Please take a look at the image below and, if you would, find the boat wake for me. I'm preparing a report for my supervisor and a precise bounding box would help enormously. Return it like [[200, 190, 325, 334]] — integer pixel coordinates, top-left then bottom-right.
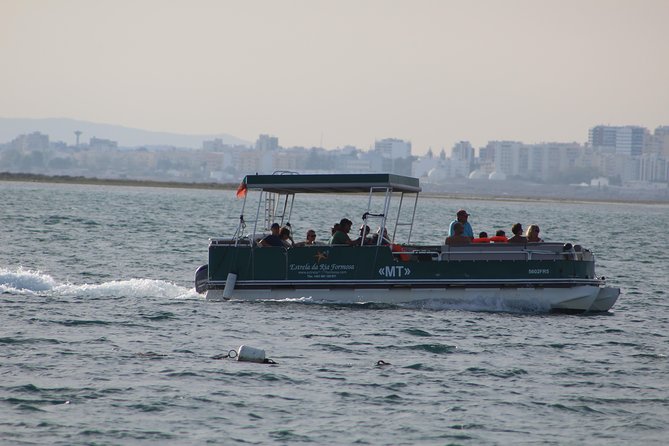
[[405, 297, 552, 314], [229, 295, 551, 314], [0, 266, 57, 293], [0, 266, 200, 300]]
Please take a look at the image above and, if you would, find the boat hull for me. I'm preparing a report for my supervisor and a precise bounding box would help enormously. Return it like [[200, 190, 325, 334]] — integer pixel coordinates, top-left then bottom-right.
[[199, 243, 618, 313], [205, 282, 616, 313]]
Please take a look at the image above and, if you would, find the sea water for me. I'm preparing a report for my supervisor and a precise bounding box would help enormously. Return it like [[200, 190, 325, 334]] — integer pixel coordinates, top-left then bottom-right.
[[1, 181, 668, 445]]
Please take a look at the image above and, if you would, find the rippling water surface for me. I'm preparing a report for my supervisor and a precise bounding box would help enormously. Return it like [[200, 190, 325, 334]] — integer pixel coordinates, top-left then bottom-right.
[[1, 181, 668, 445]]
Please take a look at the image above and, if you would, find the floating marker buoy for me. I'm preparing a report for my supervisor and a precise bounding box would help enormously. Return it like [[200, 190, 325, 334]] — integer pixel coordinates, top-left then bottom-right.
[[237, 345, 266, 363]]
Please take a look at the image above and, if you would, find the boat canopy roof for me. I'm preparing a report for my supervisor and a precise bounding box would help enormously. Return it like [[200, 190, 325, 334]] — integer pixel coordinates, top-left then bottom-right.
[[242, 173, 421, 194]]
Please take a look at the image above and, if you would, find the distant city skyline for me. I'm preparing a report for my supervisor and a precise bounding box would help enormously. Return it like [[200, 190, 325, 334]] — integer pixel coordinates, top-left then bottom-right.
[[3, 117, 667, 155], [1, 0, 668, 154], [3, 121, 669, 203]]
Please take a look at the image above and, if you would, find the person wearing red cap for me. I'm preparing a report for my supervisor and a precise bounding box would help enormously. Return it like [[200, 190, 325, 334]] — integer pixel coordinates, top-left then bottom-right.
[[448, 209, 474, 240]]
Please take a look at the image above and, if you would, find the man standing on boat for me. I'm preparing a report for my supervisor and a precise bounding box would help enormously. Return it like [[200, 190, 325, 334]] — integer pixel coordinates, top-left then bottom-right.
[[448, 209, 474, 240]]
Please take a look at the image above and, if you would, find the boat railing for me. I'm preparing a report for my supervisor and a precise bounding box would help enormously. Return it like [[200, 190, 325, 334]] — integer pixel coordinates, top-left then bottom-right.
[[210, 237, 253, 246], [209, 238, 592, 261], [438, 243, 587, 261]]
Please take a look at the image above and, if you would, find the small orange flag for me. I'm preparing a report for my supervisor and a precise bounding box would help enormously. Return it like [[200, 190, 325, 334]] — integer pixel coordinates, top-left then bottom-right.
[[235, 180, 247, 199]]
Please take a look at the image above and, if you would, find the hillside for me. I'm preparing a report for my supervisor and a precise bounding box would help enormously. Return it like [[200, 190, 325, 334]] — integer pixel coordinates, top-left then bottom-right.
[[0, 117, 250, 148]]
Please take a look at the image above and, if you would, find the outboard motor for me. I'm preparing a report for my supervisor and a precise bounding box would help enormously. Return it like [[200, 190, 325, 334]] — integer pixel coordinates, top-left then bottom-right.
[[195, 264, 208, 294]]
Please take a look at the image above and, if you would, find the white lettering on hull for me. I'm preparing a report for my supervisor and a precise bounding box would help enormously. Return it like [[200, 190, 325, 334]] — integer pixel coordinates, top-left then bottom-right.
[[378, 266, 412, 278], [289, 262, 356, 279]]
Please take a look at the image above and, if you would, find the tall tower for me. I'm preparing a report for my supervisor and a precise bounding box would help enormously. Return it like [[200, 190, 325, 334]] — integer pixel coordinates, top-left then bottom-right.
[[74, 130, 82, 147]]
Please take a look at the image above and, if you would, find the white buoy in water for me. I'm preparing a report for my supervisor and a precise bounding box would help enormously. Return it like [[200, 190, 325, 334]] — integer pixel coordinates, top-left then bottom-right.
[[222, 273, 237, 298], [237, 345, 266, 363]]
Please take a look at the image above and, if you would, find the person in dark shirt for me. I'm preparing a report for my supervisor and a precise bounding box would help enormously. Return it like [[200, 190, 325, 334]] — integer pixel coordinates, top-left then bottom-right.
[[493, 229, 509, 242], [359, 225, 374, 245], [279, 226, 293, 247], [259, 223, 284, 247], [508, 223, 528, 243]]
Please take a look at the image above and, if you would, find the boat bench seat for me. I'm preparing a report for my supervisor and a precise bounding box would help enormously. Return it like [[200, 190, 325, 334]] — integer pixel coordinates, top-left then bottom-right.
[[441, 244, 528, 260], [439, 242, 577, 261]]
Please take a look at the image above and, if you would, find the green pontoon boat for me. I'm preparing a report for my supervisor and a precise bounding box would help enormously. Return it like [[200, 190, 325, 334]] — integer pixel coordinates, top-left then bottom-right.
[[195, 172, 619, 312]]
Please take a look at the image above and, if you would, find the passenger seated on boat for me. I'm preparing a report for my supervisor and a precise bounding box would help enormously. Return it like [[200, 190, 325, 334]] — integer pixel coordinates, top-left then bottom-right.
[[371, 227, 391, 245], [331, 223, 340, 235], [473, 231, 492, 243], [493, 229, 508, 242], [445, 222, 471, 246], [259, 223, 284, 247], [329, 218, 357, 245], [474, 230, 508, 243], [294, 229, 322, 247], [279, 226, 294, 247], [359, 225, 375, 245], [526, 224, 543, 242], [508, 223, 528, 243]]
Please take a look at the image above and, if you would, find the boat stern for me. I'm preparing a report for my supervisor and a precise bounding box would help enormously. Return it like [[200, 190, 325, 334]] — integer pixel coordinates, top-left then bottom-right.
[[588, 287, 621, 312]]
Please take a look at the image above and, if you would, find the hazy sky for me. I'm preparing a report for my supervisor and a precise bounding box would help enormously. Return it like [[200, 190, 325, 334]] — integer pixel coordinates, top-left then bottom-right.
[[2, 0, 668, 154]]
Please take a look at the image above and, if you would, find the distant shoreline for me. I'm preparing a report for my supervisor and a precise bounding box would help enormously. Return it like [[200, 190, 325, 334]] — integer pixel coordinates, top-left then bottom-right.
[[0, 172, 235, 191], [1, 171, 667, 206]]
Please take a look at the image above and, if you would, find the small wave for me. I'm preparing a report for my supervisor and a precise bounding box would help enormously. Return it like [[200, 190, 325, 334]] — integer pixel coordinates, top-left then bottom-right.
[[405, 343, 457, 354], [0, 337, 62, 345], [402, 328, 433, 337], [4, 396, 71, 408], [140, 311, 176, 321], [631, 352, 667, 359], [56, 319, 112, 327], [9, 403, 47, 412], [134, 352, 169, 358], [549, 403, 604, 414], [405, 363, 436, 371], [165, 371, 200, 378], [269, 430, 312, 443], [9, 384, 42, 393], [312, 343, 354, 353], [462, 367, 528, 378]]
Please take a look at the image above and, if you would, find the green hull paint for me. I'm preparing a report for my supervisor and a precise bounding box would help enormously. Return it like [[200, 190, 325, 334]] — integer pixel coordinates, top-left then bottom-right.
[[208, 245, 596, 285]]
